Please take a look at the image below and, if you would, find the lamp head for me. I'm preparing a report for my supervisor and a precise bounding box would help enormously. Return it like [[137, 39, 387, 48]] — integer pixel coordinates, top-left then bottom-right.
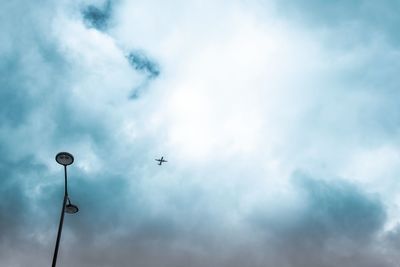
[[55, 152, 74, 166], [65, 203, 79, 214]]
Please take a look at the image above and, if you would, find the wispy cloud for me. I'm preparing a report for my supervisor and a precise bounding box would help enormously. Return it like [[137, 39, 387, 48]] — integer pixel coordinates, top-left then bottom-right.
[[126, 51, 160, 98], [126, 51, 160, 79]]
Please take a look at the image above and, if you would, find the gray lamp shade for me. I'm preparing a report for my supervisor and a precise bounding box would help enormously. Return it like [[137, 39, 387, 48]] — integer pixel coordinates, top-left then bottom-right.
[[55, 152, 74, 166], [65, 203, 79, 214]]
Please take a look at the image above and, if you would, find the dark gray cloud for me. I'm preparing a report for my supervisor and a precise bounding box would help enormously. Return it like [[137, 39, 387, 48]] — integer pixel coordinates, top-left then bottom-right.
[[0, 144, 55, 266], [0, 151, 35, 240], [291, 173, 385, 244], [249, 172, 388, 267], [33, 171, 391, 267], [82, 1, 113, 31], [294, 173, 385, 241]]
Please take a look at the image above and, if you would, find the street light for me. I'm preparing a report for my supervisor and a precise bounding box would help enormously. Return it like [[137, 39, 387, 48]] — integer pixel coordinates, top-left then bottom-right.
[[65, 198, 79, 214], [52, 152, 79, 267]]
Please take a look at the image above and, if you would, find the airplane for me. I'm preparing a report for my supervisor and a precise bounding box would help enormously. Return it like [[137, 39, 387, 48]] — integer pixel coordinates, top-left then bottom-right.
[[155, 156, 167, 165]]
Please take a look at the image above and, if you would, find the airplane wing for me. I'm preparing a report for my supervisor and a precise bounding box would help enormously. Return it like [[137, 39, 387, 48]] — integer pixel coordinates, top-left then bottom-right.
[[155, 157, 167, 165]]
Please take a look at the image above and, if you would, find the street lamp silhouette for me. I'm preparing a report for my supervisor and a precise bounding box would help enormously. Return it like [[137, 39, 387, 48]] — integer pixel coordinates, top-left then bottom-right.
[[52, 152, 79, 267]]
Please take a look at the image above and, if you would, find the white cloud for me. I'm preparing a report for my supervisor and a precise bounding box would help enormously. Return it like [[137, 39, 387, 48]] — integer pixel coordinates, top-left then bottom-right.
[[2, 0, 400, 266]]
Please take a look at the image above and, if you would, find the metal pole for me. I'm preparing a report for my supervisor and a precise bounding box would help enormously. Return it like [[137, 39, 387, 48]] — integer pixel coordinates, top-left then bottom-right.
[[51, 166, 68, 267], [64, 165, 68, 196]]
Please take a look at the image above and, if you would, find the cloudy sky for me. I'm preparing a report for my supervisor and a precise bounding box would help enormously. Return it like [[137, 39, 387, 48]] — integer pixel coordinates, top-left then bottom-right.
[[2, 0, 400, 266]]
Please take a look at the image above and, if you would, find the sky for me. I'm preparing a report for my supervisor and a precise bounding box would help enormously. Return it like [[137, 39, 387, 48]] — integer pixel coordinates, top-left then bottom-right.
[[1, 0, 400, 266]]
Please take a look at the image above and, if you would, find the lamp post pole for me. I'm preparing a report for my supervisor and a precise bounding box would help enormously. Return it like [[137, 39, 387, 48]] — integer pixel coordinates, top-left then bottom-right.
[[52, 152, 79, 267]]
